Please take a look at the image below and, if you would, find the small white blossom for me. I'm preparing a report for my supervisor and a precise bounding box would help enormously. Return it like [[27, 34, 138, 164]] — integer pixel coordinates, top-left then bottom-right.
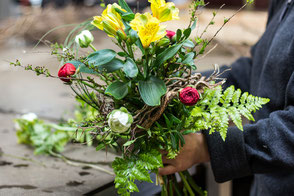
[[108, 108, 133, 133], [21, 113, 38, 122], [75, 30, 94, 48]]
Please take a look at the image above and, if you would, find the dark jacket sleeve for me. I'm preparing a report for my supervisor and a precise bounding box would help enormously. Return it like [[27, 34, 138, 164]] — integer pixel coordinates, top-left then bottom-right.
[[204, 72, 294, 183]]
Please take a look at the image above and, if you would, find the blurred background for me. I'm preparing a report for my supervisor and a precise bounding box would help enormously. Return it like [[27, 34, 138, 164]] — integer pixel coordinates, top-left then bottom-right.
[[0, 0, 268, 195]]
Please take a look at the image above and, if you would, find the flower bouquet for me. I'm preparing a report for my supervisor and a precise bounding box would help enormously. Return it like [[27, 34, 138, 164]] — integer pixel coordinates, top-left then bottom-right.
[[12, 0, 268, 195]]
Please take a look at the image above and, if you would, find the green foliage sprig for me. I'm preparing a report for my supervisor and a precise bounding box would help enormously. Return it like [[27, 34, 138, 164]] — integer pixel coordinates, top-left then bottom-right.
[[185, 86, 270, 140]]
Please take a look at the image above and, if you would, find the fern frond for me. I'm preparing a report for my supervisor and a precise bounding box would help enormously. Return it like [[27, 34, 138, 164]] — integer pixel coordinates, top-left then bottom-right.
[[228, 107, 243, 131], [221, 86, 235, 106], [186, 85, 269, 141], [232, 88, 241, 106], [112, 150, 163, 195]]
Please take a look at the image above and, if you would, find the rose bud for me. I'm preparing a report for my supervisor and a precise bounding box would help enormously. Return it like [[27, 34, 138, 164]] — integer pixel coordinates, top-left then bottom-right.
[[108, 107, 133, 133], [58, 63, 76, 83], [179, 87, 200, 106], [75, 30, 94, 48], [166, 30, 176, 40]]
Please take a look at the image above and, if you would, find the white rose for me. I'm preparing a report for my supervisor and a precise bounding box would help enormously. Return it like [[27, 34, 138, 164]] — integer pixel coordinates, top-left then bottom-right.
[[108, 108, 133, 133], [75, 30, 94, 48]]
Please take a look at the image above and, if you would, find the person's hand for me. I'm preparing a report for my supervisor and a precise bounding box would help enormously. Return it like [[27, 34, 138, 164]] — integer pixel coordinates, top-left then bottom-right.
[[158, 133, 210, 176]]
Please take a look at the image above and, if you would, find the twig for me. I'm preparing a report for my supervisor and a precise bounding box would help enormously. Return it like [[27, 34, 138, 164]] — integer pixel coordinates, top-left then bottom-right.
[[50, 151, 115, 176], [195, 44, 218, 62], [1, 153, 47, 167], [206, 3, 248, 46]]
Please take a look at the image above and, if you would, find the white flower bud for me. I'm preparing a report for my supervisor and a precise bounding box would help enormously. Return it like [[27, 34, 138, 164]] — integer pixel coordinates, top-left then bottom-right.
[[108, 108, 133, 133], [75, 30, 94, 48], [21, 113, 38, 122]]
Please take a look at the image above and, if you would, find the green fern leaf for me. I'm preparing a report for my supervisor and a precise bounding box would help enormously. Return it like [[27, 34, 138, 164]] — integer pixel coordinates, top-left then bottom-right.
[[240, 92, 248, 104], [210, 86, 222, 106], [221, 86, 235, 106], [232, 88, 241, 106], [238, 105, 255, 121], [228, 107, 243, 131]]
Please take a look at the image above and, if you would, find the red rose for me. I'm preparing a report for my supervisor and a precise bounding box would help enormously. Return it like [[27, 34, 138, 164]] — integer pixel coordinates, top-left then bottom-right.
[[179, 87, 200, 106], [166, 30, 176, 40], [58, 63, 76, 82]]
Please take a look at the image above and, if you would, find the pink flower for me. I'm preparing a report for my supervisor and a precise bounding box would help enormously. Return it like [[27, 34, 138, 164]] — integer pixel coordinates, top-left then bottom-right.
[[166, 30, 176, 40], [179, 87, 200, 106], [58, 63, 76, 82]]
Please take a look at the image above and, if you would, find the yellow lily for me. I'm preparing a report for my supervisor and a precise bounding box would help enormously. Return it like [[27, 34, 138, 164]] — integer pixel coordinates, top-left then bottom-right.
[[92, 3, 126, 37], [130, 12, 166, 48], [148, 0, 179, 22]]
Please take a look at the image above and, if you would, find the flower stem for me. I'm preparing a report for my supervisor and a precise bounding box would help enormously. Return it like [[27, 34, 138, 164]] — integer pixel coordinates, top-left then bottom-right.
[[81, 81, 103, 93], [89, 43, 97, 51], [183, 170, 206, 196], [126, 42, 134, 59], [179, 171, 195, 196], [161, 176, 168, 196]]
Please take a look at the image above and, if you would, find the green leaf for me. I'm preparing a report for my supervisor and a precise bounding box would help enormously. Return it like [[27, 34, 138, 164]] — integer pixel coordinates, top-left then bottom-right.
[[67, 60, 95, 74], [183, 28, 192, 38], [118, 0, 133, 13], [105, 81, 129, 100], [232, 88, 242, 106], [87, 49, 116, 67], [96, 143, 105, 151], [191, 20, 197, 30], [170, 133, 177, 150], [247, 0, 254, 4], [240, 92, 248, 104], [123, 58, 138, 78], [154, 44, 183, 66], [163, 114, 172, 129], [176, 29, 182, 42], [138, 76, 167, 106], [122, 12, 135, 21], [222, 86, 235, 105], [228, 107, 243, 131], [182, 52, 195, 67], [182, 130, 197, 135], [123, 139, 136, 147], [183, 39, 195, 48], [118, 52, 128, 57], [98, 58, 124, 73], [129, 29, 138, 43]]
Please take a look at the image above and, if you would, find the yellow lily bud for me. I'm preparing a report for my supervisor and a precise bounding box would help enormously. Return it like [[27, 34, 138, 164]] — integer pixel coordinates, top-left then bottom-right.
[[130, 12, 166, 48], [91, 3, 126, 37], [148, 0, 179, 22]]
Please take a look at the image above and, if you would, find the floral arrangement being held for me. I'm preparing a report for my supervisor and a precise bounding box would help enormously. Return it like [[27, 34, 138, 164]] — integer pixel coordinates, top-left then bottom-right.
[[12, 0, 266, 195]]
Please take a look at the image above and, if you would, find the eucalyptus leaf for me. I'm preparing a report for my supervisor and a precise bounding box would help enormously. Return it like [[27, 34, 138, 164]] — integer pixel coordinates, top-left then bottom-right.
[[138, 76, 166, 106], [154, 44, 182, 66], [123, 58, 138, 78], [105, 81, 130, 100], [87, 49, 116, 67]]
